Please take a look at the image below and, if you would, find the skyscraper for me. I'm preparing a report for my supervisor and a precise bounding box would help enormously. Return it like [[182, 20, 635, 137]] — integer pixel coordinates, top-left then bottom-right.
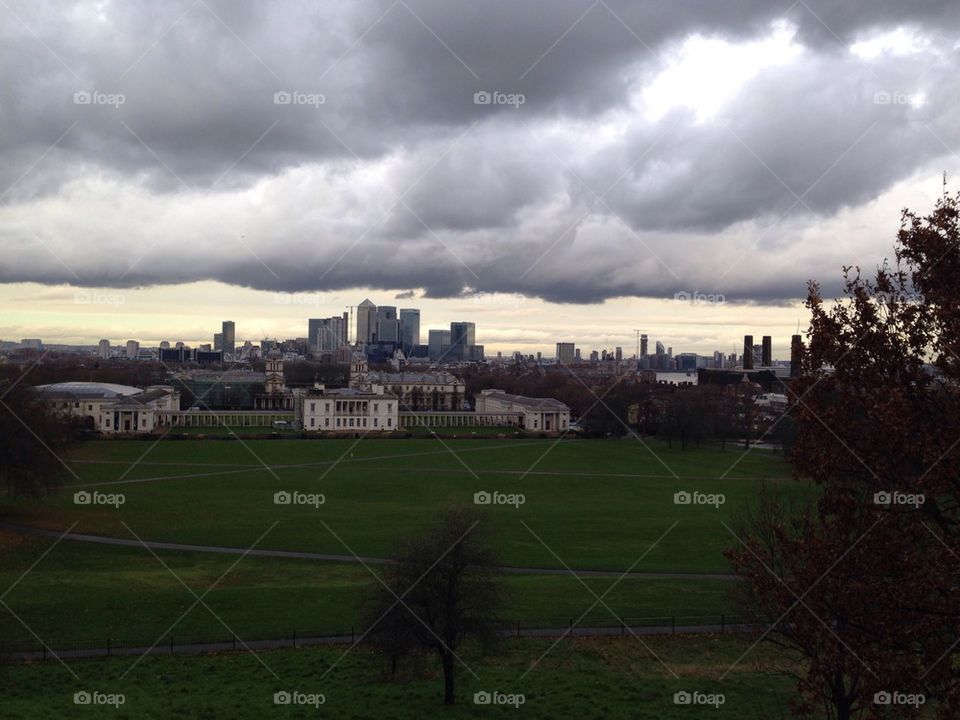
[[98, 339, 110, 359], [221, 320, 236, 354], [356, 299, 377, 344], [376, 306, 399, 344], [428, 329, 452, 361], [399, 308, 420, 353], [309, 316, 348, 353], [449, 321, 476, 361], [556, 342, 576, 364], [640, 334, 648, 358], [126, 340, 139, 359]]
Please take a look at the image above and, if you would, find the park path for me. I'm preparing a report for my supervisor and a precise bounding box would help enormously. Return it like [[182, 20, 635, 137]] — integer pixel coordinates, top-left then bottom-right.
[[0, 521, 740, 581], [3, 621, 757, 663]]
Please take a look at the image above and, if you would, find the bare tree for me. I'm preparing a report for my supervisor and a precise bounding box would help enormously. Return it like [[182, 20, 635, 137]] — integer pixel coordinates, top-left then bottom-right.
[[363, 506, 507, 705]]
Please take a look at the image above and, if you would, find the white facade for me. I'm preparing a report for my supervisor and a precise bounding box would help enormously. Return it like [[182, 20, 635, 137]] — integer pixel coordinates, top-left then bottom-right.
[[475, 390, 570, 432], [302, 385, 398, 432]]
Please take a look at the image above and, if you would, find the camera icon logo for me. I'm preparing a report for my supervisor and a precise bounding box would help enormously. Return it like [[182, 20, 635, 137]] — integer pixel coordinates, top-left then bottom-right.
[[873, 91, 891, 105], [874, 691, 892, 705], [274, 491, 291, 505], [73, 91, 92, 105], [273, 691, 291, 705], [74, 490, 92, 505], [473, 691, 492, 705], [673, 491, 691, 505], [473, 491, 492, 505], [673, 691, 692, 705], [673, 290, 691, 302], [873, 491, 892, 505], [473, 91, 492, 105], [74, 691, 92, 705], [274, 91, 292, 105]]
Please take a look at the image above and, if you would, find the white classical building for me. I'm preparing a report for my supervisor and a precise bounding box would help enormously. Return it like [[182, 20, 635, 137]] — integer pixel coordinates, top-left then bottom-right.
[[348, 353, 465, 410], [301, 384, 398, 432], [475, 390, 570, 432], [34, 381, 180, 433]]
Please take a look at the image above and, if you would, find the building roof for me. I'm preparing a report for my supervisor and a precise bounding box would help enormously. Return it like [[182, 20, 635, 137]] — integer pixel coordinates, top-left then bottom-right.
[[358, 370, 463, 385], [480, 390, 570, 411], [33, 381, 143, 399]]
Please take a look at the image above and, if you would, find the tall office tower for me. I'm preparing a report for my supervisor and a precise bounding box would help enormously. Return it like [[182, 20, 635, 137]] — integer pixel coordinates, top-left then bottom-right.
[[221, 321, 236, 354], [98, 339, 110, 359], [125, 340, 139, 359], [315, 316, 347, 353], [615, 346, 623, 361], [761, 335, 772, 366], [375, 306, 399, 344], [655, 340, 665, 355], [399, 309, 420, 353], [428, 329, 452, 361], [356, 299, 377, 344], [575, 348, 581, 360], [159, 340, 170, 349], [790, 334, 804, 377], [640, 334, 648, 358], [555, 342, 576, 364], [308, 318, 323, 351], [713, 351, 724, 368], [449, 321, 476, 361], [214, 333, 223, 351], [743, 335, 754, 370]]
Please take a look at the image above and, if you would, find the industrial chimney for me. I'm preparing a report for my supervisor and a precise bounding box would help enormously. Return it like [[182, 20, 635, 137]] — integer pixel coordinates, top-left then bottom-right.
[[761, 336, 772, 367], [790, 335, 804, 377], [743, 335, 754, 370]]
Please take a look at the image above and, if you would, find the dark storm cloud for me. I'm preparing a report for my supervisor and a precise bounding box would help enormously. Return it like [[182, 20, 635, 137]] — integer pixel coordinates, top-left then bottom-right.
[[1, 0, 958, 303]]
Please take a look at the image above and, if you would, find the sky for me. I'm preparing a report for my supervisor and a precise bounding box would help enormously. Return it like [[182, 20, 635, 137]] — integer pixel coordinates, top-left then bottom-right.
[[1, 1, 958, 357]]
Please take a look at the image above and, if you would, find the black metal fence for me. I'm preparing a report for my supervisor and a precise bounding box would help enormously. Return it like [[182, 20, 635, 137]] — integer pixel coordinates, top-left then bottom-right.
[[0, 614, 758, 663]]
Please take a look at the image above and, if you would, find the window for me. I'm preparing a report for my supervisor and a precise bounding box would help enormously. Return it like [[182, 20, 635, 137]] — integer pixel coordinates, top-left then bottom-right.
[[74, 402, 80, 408], [349, 418, 355, 427], [310, 418, 315, 427], [387, 418, 392, 427], [324, 418, 329, 427], [374, 403, 379, 412], [387, 403, 393, 411], [336, 418, 341, 427], [310, 403, 315, 412], [325, 403, 330, 412], [88, 404, 93, 411], [374, 418, 378, 427], [362, 418, 367, 427]]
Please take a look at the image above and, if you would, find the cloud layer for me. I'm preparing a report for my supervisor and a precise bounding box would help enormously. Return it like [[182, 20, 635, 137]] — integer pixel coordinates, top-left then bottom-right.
[[1, 0, 958, 303]]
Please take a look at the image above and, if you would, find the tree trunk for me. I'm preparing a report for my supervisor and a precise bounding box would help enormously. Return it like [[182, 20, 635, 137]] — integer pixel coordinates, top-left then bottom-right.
[[442, 651, 455, 704]]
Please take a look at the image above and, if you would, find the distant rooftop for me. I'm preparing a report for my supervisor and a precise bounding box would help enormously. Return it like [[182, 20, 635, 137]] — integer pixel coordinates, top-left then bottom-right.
[[33, 381, 142, 399], [480, 389, 569, 411]]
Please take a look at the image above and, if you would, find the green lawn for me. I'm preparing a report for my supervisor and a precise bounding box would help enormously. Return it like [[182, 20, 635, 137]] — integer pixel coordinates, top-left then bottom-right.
[[1, 635, 800, 719], [0, 537, 738, 649], [1, 439, 806, 574]]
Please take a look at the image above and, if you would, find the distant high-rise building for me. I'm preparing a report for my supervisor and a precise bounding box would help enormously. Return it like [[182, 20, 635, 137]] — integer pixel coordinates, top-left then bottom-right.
[[556, 342, 576, 364], [400, 309, 420, 353], [761, 336, 772, 366], [98, 339, 110, 359], [791, 334, 804, 377], [655, 340, 665, 355], [214, 333, 223, 351], [159, 340, 170, 349], [615, 346, 623, 361], [575, 348, 581, 360], [221, 321, 236, 354], [640, 334, 648, 358], [589, 350, 599, 362], [376, 306, 400, 344], [20, 338, 42, 350], [356, 299, 377, 344], [743, 335, 754, 370], [309, 316, 348, 353], [125, 340, 139, 360], [428, 329, 452, 361], [449, 321, 476, 361]]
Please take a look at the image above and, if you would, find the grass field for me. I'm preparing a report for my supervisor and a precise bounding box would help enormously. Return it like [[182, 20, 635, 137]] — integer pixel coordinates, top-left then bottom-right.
[[1, 635, 799, 719], [1, 438, 806, 573], [0, 535, 738, 648]]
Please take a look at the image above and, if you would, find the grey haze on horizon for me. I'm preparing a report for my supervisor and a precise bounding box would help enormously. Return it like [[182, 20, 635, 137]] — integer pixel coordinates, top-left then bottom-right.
[[1, 0, 958, 306]]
